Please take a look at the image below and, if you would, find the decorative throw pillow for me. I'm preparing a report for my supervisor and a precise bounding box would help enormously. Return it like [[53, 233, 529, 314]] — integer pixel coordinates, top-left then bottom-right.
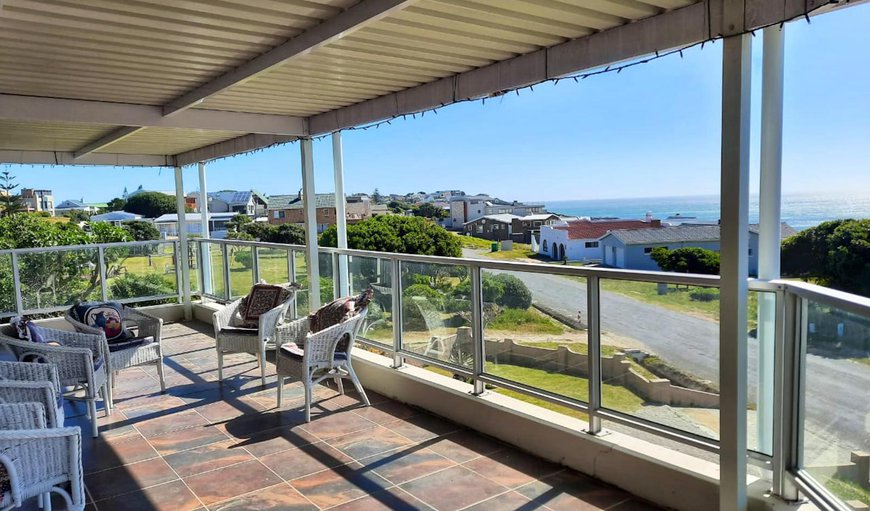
[[9, 316, 45, 343], [308, 297, 355, 333], [237, 283, 296, 328], [70, 302, 128, 341]]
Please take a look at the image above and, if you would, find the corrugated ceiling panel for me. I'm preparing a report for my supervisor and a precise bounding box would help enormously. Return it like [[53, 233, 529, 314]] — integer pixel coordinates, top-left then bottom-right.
[[0, 0, 358, 105], [97, 127, 245, 156], [199, 0, 696, 117], [0, 120, 115, 152]]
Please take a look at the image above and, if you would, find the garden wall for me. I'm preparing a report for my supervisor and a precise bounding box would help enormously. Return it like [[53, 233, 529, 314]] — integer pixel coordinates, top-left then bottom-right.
[[485, 338, 719, 408]]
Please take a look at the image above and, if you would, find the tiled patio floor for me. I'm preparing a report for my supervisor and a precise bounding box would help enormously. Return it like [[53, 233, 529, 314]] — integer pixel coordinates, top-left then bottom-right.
[[39, 321, 662, 510]]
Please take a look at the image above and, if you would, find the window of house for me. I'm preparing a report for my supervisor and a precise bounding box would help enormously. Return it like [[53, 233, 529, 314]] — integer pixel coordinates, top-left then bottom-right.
[[585, 241, 599, 248], [476, 225, 483, 233], [543, 240, 548, 251], [644, 247, 653, 254], [748, 248, 753, 256]]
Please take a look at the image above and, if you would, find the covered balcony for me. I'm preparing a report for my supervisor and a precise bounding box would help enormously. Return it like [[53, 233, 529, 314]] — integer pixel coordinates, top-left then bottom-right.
[[1, 2, 868, 510]]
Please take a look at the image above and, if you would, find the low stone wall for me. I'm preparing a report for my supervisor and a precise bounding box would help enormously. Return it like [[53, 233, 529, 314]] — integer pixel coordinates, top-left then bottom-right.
[[486, 338, 719, 408]]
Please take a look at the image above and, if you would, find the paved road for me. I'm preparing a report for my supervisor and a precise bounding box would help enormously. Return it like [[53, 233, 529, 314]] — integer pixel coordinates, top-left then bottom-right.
[[464, 249, 870, 462]]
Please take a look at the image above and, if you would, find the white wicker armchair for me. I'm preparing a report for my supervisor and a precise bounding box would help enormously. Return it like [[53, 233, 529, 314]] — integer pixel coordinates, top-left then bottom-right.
[[0, 361, 64, 428], [65, 305, 165, 408], [0, 403, 85, 511], [213, 291, 297, 387], [0, 324, 109, 438], [276, 308, 370, 422]]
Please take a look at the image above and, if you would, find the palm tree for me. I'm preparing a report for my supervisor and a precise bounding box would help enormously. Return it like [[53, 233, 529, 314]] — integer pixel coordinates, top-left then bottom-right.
[[0, 171, 25, 217]]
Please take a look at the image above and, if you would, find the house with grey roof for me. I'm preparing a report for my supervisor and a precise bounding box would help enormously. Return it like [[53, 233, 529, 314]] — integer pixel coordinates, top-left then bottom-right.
[[89, 211, 142, 226], [267, 192, 337, 233], [599, 223, 797, 275]]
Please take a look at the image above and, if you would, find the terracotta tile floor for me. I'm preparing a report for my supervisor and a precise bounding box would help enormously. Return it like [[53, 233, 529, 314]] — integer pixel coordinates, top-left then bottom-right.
[[26, 321, 664, 510]]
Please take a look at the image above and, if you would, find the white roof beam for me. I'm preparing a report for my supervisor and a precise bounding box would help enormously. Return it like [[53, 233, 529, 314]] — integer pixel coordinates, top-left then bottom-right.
[[174, 133, 297, 167], [0, 94, 306, 135], [308, 0, 837, 135], [74, 126, 142, 159], [162, 0, 417, 117], [0, 150, 174, 167]]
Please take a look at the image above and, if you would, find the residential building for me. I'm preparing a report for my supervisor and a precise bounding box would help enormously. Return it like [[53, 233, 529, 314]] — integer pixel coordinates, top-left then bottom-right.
[[189, 190, 258, 216], [89, 211, 142, 226], [267, 193, 336, 232], [463, 214, 518, 241], [153, 212, 237, 239], [54, 199, 99, 215], [598, 223, 797, 275], [539, 218, 660, 262], [448, 194, 547, 229], [20, 188, 54, 215], [510, 213, 561, 243]]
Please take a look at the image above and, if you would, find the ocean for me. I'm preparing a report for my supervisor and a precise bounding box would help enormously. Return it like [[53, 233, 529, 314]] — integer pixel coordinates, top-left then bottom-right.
[[544, 193, 870, 231]]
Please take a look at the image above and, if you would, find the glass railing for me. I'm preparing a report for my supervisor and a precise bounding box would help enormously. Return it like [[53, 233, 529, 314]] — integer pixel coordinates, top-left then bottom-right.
[[192, 238, 870, 510], [0, 240, 182, 317]]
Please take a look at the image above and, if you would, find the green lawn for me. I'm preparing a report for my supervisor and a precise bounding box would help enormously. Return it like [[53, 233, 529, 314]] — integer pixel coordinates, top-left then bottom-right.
[[824, 476, 870, 506], [488, 308, 564, 334], [483, 244, 536, 261], [599, 279, 759, 327], [454, 233, 492, 250]]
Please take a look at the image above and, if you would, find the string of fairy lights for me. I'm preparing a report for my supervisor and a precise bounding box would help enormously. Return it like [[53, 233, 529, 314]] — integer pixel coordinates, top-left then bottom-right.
[[304, 0, 843, 141]]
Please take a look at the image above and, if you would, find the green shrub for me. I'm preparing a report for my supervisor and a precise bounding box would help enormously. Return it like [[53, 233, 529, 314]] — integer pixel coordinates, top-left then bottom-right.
[[233, 249, 253, 269], [110, 273, 174, 300], [493, 274, 532, 309], [689, 289, 719, 302]]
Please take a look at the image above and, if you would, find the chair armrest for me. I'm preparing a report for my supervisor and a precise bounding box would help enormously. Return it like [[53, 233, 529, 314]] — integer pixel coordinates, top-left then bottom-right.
[[214, 299, 243, 333], [0, 403, 47, 430], [0, 361, 61, 394], [124, 308, 163, 342], [258, 302, 288, 342], [276, 316, 309, 347], [0, 337, 96, 385]]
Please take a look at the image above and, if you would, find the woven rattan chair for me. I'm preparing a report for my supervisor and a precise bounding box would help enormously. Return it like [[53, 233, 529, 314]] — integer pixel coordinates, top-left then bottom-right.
[[213, 289, 297, 387], [0, 361, 64, 428], [65, 305, 165, 408], [0, 403, 85, 511], [0, 324, 109, 438], [276, 308, 370, 422]]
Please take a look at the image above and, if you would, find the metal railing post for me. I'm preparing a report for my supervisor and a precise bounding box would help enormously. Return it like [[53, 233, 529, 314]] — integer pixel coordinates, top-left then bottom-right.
[[391, 258, 403, 368], [332, 252, 340, 299], [222, 242, 231, 301], [773, 288, 801, 501], [97, 246, 108, 302], [252, 246, 260, 284], [10, 252, 23, 315], [196, 240, 206, 300], [470, 265, 485, 396], [174, 241, 184, 305], [289, 249, 298, 318], [587, 275, 602, 434]]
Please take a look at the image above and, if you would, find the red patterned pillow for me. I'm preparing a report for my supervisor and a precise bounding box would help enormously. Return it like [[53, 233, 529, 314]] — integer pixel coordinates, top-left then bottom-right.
[[308, 297, 355, 333], [238, 284, 293, 328]]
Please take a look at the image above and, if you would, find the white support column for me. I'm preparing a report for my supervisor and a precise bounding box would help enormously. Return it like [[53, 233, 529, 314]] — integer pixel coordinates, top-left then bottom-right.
[[198, 162, 212, 296], [332, 132, 350, 297], [720, 29, 752, 511], [174, 166, 192, 319], [300, 138, 321, 310], [757, 24, 785, 461]]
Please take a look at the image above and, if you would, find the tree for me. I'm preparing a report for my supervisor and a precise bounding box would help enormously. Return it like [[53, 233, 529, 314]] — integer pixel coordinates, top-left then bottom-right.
[[650, 247, 720, 275], [372, 188, 382, 204], [121, 220, 160, 241], [106, 197, 126, 211], [226, 213, 252, 235], [319, 215, 461, 257], [63, 210, 91, 223], [0, 171, 25, 217], [123, 192, 176, 218], [782, 219, 870, 296], [494, 273, 533, 309], [413, 203, 448, 220]]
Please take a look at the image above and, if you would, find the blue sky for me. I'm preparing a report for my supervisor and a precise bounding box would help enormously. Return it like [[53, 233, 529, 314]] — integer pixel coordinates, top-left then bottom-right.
[[6, 4, 869, 203]]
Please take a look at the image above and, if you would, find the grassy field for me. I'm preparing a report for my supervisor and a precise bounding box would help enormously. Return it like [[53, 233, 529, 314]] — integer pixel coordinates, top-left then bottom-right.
[[483, 244, 536, 261], [488, 308, 564, 334], [599, 279, 759, 326], [825, 476, 870, 506], [454, 233, 492, 250]]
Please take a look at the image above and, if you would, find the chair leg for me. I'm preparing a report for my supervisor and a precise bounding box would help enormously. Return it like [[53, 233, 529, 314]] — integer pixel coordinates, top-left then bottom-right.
[[277, 376, 284, 408], [304, 383, 312, 423], [88, 398, 98, 438], [157, 358, 166, 393], [99, 385, 111, 417], [335, 375, 345, 395], [346, 363, 370, 406], [217, 348, 224, 382], [104, 378, 114, 413], [258, 350, 266, 387], [44, 493, 52, 511]]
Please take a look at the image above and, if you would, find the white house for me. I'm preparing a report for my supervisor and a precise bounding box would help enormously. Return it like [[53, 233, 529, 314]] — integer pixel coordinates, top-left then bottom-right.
[[89, 211, 142, 226], [538, 218, 659, 262], [54, 199, 100, 215], [153, 212, 237, 239]]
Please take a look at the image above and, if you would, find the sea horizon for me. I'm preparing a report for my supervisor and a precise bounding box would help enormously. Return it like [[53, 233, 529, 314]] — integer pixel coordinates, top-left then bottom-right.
[[542, 192, 870, 231]]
